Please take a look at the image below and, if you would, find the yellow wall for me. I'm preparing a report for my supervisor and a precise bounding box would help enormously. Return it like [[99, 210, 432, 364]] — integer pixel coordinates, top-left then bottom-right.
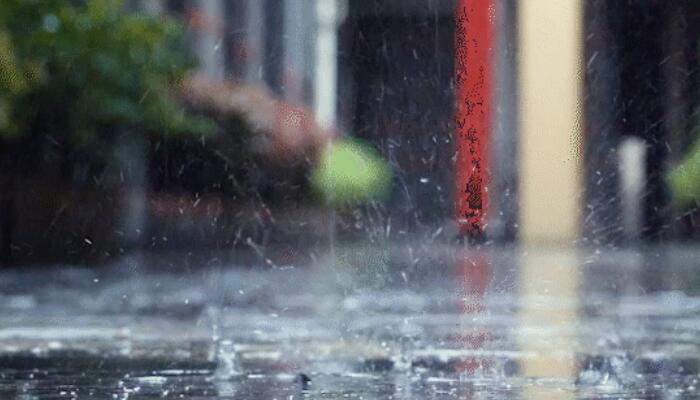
[[518, 1, 583, 243]]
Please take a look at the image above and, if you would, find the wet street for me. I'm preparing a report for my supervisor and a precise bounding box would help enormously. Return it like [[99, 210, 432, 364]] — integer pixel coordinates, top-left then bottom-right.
[[1, 245, 699, 399]]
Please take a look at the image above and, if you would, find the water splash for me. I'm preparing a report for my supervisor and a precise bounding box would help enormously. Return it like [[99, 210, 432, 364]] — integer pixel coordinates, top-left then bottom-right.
[[212, 339, 242, 380]]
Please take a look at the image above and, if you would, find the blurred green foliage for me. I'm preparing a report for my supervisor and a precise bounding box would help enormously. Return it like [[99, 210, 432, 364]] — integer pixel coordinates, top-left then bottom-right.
[[311, 138, 392, 206], [668, 134, 700, 207], [0, 0, 213, 147]]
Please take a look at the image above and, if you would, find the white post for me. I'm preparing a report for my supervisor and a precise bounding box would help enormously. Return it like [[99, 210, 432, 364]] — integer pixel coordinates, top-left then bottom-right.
[[192, 0, 225, 81], [314, 0, 345, 129], [618, 137, 646, 241], [140, 0, 163, 15], [244, 0, 266, 83], [283, 0, 305, 101], [518, 1, 584, 244], [114, 134, 147, 249]]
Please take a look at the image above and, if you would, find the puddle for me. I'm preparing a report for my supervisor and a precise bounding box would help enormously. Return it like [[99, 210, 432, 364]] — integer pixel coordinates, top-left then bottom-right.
[[0, 246, 699, 399]]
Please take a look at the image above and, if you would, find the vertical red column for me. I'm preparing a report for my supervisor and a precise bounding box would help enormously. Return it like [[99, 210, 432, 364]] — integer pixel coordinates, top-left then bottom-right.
[[455, 0, 494, 239]]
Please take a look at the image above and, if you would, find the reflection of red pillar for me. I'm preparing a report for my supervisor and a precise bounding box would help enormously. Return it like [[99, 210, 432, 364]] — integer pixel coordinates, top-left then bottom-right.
[[455, 0, 494, 238], [455, 252, 492, 374], [457, 253, 491, 313]]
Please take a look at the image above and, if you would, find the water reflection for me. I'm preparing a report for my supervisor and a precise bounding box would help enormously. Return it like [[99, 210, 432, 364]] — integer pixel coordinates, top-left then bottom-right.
[[0, 246, 699, 399], [518, 247, 579, 400], [454, 251, 493, 377]]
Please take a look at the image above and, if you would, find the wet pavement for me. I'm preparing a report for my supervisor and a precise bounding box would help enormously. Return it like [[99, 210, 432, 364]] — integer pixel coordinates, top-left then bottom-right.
[[0, 245, 699, 399]]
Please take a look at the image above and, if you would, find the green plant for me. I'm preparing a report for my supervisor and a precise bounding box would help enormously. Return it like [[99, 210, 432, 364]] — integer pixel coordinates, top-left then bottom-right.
[[0, 0, 214, 147], [668, 134, 700, 207]]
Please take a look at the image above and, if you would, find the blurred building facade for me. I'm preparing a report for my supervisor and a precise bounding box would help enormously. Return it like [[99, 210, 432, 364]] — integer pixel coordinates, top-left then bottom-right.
[[3, 0, 700, 266], [1, 0, 333, 264], [583, 0, 700, 244]]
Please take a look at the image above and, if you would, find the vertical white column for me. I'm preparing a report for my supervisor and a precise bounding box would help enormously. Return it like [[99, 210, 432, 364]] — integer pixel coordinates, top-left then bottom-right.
[[193, 0, 225, 81], [114, 134, 147, 248], [244, 0, 266, 83], [518, 1, 584, 244], [140, 0, 163, 15], [517, 3, 583, 396], [619, 137, 646, 240], [283, 0, 305, 101], [314, 0, 343, 129]]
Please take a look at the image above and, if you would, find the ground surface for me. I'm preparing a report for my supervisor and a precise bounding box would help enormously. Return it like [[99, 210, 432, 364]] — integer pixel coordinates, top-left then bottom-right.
[[0, 245, 699, 399]]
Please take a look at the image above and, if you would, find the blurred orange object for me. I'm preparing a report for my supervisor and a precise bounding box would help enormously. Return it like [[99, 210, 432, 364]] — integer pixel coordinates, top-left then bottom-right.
[[181, 77, 335, 161]]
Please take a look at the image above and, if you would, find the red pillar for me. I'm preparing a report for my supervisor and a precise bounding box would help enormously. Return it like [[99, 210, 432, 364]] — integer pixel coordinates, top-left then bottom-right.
[[455, 0, 494, 239]]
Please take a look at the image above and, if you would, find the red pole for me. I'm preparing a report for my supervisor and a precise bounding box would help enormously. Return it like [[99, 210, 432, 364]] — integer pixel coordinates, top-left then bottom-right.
[[455, 0, 494, 239]]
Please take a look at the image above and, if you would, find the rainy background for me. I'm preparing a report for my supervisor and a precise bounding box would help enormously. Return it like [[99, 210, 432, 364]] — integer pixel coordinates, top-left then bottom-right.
[[1, 0, 700, 399]]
